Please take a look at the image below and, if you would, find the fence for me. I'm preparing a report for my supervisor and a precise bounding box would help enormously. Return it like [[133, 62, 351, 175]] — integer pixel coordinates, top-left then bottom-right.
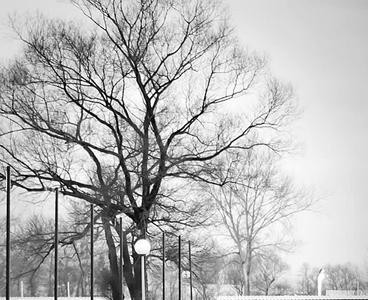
[[0, 298, 107, 300], [216, 296, 368, 300], [3, 166, 194, 300]]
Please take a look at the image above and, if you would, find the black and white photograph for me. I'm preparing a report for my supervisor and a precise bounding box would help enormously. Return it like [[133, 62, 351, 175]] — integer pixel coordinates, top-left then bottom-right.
[[0, 1, 367, 299]]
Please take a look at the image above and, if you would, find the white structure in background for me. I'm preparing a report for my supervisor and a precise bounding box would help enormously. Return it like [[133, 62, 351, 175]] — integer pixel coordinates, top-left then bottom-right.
[[317, 268, 326, 296]]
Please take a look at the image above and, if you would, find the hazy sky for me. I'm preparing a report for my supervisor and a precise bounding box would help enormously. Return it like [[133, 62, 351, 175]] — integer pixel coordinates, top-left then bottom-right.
[[224, 0, 368, 273], [1, 0, 368, 278]]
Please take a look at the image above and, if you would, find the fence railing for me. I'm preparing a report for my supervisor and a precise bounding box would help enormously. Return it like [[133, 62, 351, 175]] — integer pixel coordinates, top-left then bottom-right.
[[0, 298, 108, 300], [217, 296, 368, 300]]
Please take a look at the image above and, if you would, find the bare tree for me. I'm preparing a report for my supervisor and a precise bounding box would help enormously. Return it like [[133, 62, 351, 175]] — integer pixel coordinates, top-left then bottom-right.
[[208, 151, 311, 295], [325, 263, 364, 292], [252, 251, 289, 295], [10, 211, 97, 297], [297, 263, 368, 296], [0, 0, 297, 299], [297, 263, 318, 295], [223, 255, 245, 295]]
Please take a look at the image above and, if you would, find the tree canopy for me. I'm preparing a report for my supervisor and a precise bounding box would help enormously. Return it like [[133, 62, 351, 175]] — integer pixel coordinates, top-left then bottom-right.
[[0, 0, 297, 299]]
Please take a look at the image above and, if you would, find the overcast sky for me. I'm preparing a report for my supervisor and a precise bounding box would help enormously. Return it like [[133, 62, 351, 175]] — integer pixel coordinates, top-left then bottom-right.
[[1, 0, 368, 278], [225, 0, 368, 273]]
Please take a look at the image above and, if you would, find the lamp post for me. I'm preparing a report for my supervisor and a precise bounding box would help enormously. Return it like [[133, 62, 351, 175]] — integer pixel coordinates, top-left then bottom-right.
[[188, 241, 193, 300], [134, 238, 151, 300], [162, 232, 165, 300], [6, 166, 11, 300], [90, 204, 94, 300], [54, 189, 59, 300]]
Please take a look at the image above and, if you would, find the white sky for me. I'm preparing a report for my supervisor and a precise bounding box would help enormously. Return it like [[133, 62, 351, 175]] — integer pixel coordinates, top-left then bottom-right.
[[224, 0, 368, 275], [1, 0, 368, 280]]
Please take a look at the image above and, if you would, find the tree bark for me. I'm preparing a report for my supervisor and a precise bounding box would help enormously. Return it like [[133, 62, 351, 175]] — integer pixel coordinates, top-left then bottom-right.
[[102, 216, 122, 300], [245, 243, 253, 295], [122, 231, 141, 300], [29, 272, 37, 296]]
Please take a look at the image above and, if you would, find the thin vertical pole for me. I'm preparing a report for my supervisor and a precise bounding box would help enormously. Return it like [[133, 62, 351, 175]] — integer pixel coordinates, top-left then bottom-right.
[[119, 217, 123, 298], [6, 166, 11, 300], [141, 255, 145, 300], [20, 281, 24, 298], [189, 241, 193, 300], [178, 235, 181, 300], [162, 232, 165, 300], [54, 189, 59, 300], [67, 282, 70, 298], [357, 280, 360, 295], [90, 204, 94, 300]]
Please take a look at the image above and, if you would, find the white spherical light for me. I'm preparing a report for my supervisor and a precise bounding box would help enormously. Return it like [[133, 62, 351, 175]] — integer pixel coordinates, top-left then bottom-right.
[[134, 238, 151, 255], [182, 271, 191, 279]]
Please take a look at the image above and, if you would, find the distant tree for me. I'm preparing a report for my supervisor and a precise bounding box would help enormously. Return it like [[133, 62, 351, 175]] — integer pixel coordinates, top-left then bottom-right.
[[252, 251, 289, 295], [223, 255, 245, 295], [9, 214, 84, 296], [272, 281, 293, 295], [0, 0, 297, 299], [208, 151, 311, 295], [297, 263, 318, 295], [191, 241, 225, 300], [325, 263, 364, 292]]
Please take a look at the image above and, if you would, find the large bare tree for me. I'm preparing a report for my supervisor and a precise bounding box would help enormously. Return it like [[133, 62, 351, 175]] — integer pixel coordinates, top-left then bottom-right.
[[208, 151, 311, 295], [0, 0, 296, 299]]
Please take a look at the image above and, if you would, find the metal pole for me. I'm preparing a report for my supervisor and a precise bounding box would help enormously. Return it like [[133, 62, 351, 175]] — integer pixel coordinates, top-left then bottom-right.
[[142, 255, 145, 300], [6, 166, 11, 300], [162, 232, 165, 300], [189, 241, 193, 300], [119, 217, 123, 299], [20, 280, 24, 298], [90, 204, 94, 300], [178, 235, 181, 300], [54, 189, 59, 300]]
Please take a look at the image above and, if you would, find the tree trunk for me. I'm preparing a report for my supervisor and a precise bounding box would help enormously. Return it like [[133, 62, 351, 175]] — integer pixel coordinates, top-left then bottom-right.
[[266, 278, 275, 295], [102, 216, 122, 300], [122, 231, 141, 300], [29, 272, 37, 296], [241, 261, 247, 295], [245, 263, 251, 295], [245, 244, 253, 295]]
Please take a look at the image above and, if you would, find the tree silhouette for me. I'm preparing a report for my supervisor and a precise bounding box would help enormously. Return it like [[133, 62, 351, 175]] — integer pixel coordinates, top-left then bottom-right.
[[0, 0, 297, 299]]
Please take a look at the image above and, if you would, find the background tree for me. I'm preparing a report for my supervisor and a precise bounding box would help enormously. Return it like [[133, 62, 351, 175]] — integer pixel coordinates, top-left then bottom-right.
[[223, 255, 245, 295], [325, 263, 365, 292], [272, 281, 293, 296], [208, 150, 311, 295], [252, 251, 289, 295], [0, 0, 297, 299], [297, 262, 368, 296], [10, 212, 94, 297], [297, 263, 318, 295]]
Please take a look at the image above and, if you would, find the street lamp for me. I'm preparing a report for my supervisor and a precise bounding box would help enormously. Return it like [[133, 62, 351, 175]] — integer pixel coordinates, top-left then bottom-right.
[[134, 239, 151, 300]]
